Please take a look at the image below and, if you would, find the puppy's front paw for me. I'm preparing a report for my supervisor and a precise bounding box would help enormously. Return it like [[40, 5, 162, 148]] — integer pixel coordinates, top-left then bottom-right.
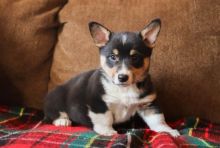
[[53, 118, 72, 126], [166, 129, 180, 137], [94, 126, 117, 136], [100, 129, 118, 136], [152, 124, 180, 137]]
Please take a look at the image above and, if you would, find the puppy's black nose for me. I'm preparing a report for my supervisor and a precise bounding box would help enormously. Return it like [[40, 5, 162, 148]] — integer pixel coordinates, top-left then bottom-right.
[[118, 74, 129, 82]]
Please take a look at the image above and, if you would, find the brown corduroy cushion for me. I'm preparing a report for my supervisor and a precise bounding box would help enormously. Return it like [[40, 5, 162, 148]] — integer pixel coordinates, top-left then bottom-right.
[[50, 0, 220, 122], [0, 0, 67, 109]]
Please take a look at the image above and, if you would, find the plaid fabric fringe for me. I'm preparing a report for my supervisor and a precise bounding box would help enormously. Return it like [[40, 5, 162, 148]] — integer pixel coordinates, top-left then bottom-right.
[[0, 105, 219, 147]]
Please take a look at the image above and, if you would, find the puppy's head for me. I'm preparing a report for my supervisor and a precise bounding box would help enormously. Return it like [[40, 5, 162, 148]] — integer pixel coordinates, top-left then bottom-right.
[[89, 19, 161, 86]]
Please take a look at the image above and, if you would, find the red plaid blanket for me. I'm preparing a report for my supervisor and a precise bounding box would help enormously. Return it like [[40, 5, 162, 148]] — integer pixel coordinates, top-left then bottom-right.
[[0, 105, 219, 147]]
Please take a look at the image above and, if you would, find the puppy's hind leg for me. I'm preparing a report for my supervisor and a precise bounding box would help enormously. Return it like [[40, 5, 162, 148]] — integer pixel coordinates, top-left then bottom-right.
[[53, 112, 72, 126], [88, 110, 117, 136]]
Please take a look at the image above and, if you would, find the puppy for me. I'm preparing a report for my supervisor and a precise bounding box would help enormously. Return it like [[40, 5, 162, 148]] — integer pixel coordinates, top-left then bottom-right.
[[44, 19, 180, 137]]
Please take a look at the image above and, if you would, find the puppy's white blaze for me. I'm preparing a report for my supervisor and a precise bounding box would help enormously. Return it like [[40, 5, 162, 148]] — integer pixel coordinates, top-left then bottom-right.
[[116, 62, 133, 84], [119, 62, 129, 74], [122, 34, 127, 45]]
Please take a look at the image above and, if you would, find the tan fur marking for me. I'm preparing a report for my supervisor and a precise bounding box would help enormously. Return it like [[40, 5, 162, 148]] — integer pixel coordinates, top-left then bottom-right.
[[100, 55, 117, 78], [132, 58, 150, 82], [113, 49, 119, 55], [130, 49, 138, 56]]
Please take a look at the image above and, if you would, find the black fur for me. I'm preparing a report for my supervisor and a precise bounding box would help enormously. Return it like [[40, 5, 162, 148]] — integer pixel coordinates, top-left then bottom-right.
[[101, 32, 152, 69], [44, 70, 108, 127], [44, 19, 162, 132], [44, 68, 159, 126]]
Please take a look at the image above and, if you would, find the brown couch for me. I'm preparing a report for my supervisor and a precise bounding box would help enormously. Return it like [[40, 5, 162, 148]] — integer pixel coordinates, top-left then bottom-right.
[[0, 0, 219, 123]]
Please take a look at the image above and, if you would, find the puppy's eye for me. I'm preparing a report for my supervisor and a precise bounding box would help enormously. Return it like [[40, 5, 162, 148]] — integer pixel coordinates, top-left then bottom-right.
[[109, 54, 117, 61], [131, 54, 139, 61]]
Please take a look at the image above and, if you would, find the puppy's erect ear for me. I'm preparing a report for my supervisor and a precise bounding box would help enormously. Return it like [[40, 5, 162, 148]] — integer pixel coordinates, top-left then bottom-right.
[[140, 19, 161, 48], [89, 22, 111, 48]]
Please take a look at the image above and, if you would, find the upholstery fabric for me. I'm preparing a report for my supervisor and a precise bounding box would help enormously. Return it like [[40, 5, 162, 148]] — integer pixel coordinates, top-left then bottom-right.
[[0, 0, 67, 109], [0, 105, 220, 147], [50, 0, 220, 122]]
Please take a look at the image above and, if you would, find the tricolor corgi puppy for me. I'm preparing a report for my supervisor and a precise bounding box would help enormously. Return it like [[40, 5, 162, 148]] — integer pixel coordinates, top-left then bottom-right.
[[44, 19, 180, 137]]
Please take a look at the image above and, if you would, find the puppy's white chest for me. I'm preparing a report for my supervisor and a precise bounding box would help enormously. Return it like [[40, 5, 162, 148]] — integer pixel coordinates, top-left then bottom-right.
[[102, 83, 142, 123], [108, 102, 138, 123]]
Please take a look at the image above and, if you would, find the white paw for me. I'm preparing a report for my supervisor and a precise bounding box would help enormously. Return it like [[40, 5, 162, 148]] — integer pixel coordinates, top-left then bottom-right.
[[94, 126, 117, 136], [166, 129, 180, 137], [97, 129, 118, 136], [53, 118, 72, 126], [151, 124, 180, 137]]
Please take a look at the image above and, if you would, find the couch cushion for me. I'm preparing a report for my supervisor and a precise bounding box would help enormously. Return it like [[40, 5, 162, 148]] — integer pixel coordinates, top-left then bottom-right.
[[0, 0, 67, 109], [50, 0, 220, 122]]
